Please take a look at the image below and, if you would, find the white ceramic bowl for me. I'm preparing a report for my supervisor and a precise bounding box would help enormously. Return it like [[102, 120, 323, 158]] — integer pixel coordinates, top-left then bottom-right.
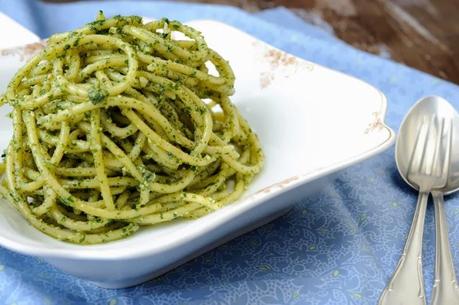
[[0, 19, 394, 288]]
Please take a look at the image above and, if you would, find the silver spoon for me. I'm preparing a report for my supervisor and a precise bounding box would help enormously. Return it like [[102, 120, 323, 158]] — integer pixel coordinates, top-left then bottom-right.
[[379, 96, 455, 305]]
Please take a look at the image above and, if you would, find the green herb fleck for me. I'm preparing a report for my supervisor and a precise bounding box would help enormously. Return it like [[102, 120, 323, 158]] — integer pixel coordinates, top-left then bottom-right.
[[61, 196, 74, 206], [88, 87, 108, 104]]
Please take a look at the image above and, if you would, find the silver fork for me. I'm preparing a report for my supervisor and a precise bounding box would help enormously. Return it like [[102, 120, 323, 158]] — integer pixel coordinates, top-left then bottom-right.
[[431, 117, 459, 305], [379, 116, 450, 305]]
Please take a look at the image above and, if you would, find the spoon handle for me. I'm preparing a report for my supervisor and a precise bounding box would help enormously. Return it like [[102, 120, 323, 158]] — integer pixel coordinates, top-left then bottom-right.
[[378, 191, 428, 305], [431, 191, 459, 305]]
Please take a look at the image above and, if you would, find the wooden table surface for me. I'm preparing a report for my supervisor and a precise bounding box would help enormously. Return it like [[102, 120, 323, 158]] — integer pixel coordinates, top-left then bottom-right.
[[179, 0, 459, 85], [47, 0, 459, 84]]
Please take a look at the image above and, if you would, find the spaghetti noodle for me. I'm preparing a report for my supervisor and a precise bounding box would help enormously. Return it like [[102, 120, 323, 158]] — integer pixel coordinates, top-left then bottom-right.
[[0, 13, 263, 244]]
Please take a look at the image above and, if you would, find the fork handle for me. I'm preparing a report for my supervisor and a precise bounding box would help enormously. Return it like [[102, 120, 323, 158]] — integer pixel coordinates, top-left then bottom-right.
[[431, 191, 459, 305], [378, 191, 428, 305]]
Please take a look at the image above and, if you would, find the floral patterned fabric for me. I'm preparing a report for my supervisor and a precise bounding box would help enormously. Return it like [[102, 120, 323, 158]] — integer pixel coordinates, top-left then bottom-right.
[[1, 1, 459, 305]]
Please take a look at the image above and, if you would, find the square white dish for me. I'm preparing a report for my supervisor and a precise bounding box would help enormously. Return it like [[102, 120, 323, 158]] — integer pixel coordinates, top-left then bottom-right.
[[0, 18, 394, 288]]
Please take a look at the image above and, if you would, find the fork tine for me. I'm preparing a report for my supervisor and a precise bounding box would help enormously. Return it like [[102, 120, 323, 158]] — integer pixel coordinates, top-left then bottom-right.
[[407, 116, 429, 176], [430, 117, 445, 176], [439, 118, 453, 184], [416, 116, 436, 175]]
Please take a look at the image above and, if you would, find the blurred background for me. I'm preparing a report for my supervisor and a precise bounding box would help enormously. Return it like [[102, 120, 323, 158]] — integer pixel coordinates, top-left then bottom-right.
[[42, 0, 459, 85]]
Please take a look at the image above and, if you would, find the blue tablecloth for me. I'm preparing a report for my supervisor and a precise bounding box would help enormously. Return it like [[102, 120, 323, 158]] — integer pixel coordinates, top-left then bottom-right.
[[1, 1, 459, 304]]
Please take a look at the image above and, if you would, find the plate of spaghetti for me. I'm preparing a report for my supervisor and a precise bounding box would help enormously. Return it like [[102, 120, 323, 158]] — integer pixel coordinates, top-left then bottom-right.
[[0, 13, 394, 287]]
